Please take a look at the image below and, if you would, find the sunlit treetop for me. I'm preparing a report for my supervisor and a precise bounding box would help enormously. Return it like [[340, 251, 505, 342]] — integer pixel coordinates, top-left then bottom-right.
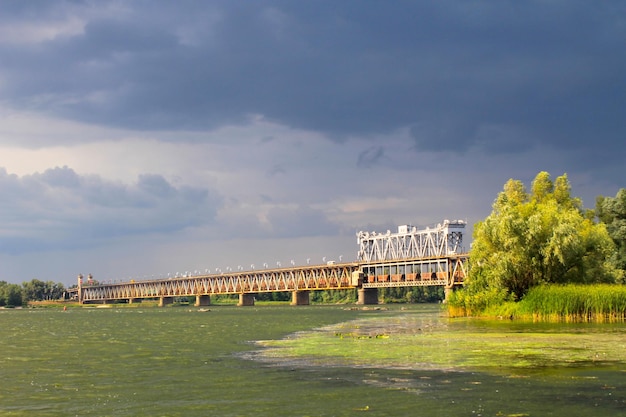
[[468, 171, 618, 300]]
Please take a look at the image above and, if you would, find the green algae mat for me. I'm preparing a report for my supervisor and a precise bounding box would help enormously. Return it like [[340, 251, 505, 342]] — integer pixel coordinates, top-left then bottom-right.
[[253, 306, 626, 374]]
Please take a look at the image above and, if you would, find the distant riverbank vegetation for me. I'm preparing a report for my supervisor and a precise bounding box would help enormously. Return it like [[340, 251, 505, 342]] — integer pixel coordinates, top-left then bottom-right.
[[210, 286, 443, 305], [0, 279, 66, 308], [448, 171, 626, 321]]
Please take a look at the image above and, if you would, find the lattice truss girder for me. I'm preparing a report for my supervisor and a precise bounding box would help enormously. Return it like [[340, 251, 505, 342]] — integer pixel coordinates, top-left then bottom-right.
[[360, 255, 468, 289], [81, 265, 359, 301], [357, 220, 465, 262]]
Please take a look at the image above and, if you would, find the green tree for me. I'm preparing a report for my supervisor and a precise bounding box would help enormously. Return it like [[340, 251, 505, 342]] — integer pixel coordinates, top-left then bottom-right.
[[465, 172, 617, 301], [0, 281, 7, 306], [596, 188, 626, 281], [45, 281, 66, 300], [22, 279, 46, 301], [5, 284, 23, 306], [405, 286, 444, 303], [21, 279, 65, 301], [0, 282, 23, 307]]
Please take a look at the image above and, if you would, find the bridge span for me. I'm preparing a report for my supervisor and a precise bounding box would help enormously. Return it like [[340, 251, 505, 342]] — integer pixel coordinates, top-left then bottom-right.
[[73, 220, 469, 306]]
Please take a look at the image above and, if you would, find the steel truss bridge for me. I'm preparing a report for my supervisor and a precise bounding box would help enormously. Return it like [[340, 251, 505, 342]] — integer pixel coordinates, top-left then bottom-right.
[[73, 220, 468, 306]]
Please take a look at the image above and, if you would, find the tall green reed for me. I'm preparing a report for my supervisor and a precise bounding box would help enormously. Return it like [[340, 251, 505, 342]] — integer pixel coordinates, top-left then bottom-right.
[[518, 284, 626, 322]]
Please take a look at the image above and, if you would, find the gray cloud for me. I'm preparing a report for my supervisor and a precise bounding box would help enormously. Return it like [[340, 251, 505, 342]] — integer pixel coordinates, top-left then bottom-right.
[[0, 166, 221, 254], [357, 146, 385, 168], [0, 0, 623, 161], [267, 164, 286, 177], [265, 205, 339, 238], [36, 166, 81, 188]]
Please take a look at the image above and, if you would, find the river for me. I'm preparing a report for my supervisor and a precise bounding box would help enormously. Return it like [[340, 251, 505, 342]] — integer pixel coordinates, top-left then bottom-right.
[[0, 304, 624, 416]]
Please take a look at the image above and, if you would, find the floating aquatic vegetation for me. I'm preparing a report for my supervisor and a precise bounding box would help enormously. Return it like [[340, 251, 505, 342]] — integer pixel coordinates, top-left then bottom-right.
[[254, 309, 626, 375]]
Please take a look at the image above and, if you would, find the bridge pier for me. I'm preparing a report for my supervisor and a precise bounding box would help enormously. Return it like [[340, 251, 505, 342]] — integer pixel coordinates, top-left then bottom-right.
[[129, 298, 141, 304], [357, 288, 379, 305], [195, 295, 211, 307], [238, 293, 255, 306], [291, 290, 310, 306], [159, 296, 174, 307]]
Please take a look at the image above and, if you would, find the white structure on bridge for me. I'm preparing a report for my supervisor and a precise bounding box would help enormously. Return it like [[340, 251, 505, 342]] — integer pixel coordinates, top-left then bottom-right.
[[356, 219, 465, 262]]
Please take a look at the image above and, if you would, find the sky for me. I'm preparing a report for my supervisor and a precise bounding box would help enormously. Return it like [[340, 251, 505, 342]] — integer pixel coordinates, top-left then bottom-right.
[[0, 0, 624, 287]]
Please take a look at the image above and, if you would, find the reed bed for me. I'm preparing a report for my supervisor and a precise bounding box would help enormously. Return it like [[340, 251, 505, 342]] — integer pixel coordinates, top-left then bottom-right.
[[516, 284, 626, 322], [446, 287, 510, 318], [449, 284, 626, 322]]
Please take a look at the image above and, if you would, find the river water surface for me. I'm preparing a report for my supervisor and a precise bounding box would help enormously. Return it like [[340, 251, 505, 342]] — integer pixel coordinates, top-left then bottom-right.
[[0, 304, 624, 416]]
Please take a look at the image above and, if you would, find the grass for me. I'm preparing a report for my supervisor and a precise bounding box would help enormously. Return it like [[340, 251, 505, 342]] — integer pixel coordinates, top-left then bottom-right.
[[27, 300, 82, 308], [515, 284, 626, 322], [446, 287, 511, 318], [480, 284, 626, 322]]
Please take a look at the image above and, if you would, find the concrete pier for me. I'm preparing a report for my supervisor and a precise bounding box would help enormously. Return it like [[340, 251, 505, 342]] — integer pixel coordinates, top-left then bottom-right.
[[238, 293, 255, 306], [195, 295, 211, 307], [128, 298, 141, 304], [291, 290, 310, 306], [357, 288, 379, 305], [159, 296, 174, 307]]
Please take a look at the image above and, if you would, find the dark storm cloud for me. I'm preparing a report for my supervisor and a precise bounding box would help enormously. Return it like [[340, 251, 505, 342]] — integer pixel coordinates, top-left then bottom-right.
[[0, 166, 222, 254], [1, 1, 625, 156]]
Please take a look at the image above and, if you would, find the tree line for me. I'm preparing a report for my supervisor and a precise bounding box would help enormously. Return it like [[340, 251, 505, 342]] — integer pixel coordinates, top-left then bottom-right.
[[0, 279, 66, 307]]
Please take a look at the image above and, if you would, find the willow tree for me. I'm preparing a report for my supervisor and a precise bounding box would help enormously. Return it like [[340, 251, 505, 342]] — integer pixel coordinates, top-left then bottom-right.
[[466, 172, 617, 301], [596, 188, 626, 281]]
